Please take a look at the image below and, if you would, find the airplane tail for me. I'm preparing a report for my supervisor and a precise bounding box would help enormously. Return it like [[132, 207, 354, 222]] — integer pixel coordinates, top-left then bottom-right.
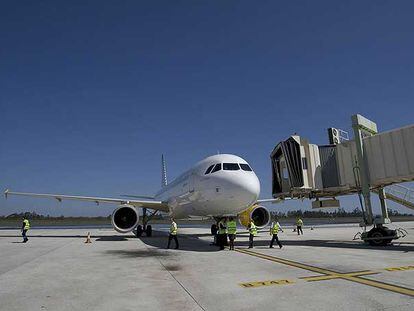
[[161, 154, 168, 188]]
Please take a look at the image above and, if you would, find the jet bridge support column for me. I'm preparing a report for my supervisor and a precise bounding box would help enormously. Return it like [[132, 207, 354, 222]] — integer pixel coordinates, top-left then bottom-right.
[[352, 114, 376, 226], [378, 188, 391, 224]]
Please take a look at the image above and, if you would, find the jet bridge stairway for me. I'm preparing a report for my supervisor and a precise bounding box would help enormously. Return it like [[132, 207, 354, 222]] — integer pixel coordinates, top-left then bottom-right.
[[374, 184, 414, 210]]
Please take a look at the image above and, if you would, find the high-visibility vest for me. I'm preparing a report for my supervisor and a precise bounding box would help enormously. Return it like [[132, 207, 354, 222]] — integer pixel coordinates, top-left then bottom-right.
[[271, 222, 281, 234], [23, 219, 30, 230], [297, 219, 303, 226], [170, 222, 177, 235], [218, 221, 227, 234], [227, 220, 237, 235], [249, 222, 257, 236]]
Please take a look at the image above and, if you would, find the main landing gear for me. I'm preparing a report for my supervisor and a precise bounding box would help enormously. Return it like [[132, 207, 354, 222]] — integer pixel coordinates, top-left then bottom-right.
[[135, 224, 152, 237], [134, 208, 156, 238]]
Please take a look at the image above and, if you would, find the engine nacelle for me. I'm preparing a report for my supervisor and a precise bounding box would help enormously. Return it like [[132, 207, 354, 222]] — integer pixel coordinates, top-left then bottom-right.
[[238, 205, 270, 228], [111, 204, 139, 233]]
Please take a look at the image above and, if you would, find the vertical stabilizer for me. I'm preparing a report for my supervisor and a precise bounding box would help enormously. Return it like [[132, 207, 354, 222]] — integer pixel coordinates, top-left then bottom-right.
[[161, 154, 168, 188]]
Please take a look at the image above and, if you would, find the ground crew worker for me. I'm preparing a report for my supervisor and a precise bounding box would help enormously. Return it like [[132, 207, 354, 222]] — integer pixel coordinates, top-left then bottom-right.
[[217, 218, 227, 250], [247, 220, 257, 248], [167, 218, 179, 249], [226, 217, 237, 250], [296, 217, 304, 235], [21, 217, 30, 243], [269, 219, 283, 249]]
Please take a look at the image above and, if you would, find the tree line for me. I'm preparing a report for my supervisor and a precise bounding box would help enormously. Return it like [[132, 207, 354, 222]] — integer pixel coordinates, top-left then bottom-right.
[[271, 207, 411, 218], [2, 208, 412, 220]]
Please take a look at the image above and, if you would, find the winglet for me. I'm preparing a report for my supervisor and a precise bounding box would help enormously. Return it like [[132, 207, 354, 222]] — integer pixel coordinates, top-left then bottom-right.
[[4, 189, 9, 199]]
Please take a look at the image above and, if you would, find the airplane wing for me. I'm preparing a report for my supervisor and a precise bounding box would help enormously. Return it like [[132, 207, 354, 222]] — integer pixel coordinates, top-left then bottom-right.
[[256, 198, 288, 204], [120, 194, 156, 199], [4, 189, 169, 212]]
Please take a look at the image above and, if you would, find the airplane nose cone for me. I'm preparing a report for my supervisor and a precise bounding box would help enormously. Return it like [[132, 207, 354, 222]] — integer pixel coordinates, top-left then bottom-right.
[[243, 174, 260, 203], [228, 173, 260, 206]]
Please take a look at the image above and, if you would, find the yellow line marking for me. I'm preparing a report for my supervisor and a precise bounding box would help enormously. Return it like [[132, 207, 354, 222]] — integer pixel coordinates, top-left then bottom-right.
[[236, 249, 414, 297], [237, 249, 337, 275], [301, 270, 379, 282], [385, 266, 414, 272], [345, 277, 414, 297], [239, 279, 295, 288]]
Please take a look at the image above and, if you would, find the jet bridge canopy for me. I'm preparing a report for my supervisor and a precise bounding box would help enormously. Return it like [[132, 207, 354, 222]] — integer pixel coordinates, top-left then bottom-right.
[[271, 136, 304, 195]]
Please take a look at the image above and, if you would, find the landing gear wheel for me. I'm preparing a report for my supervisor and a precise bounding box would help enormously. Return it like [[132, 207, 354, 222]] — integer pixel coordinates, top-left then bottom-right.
[[145, 225, 152, 237], [135, 225, 143, 238], [211, 224, 218, 235]]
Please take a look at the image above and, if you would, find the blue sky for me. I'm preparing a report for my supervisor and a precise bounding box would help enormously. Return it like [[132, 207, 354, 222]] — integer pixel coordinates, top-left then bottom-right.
[[1, 1, 413, 216]]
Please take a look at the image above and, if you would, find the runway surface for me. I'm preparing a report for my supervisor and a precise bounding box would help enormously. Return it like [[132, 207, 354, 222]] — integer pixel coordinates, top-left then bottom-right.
[[0, 222, 413, 311]]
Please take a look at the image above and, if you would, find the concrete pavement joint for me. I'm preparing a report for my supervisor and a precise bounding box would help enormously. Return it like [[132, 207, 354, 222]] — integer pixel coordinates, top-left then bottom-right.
[[143, 244, 206, 311]]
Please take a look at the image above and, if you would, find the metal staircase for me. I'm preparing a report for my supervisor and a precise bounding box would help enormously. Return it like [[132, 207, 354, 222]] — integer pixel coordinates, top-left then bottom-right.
[[380, 184, 414, 210]]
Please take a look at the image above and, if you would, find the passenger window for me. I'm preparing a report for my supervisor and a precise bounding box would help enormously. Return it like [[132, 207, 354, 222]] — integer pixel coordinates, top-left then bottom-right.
[[223, 163, 240, 170], [205, 164, 215, 175], [211, 163, 222, 173], [240, 164, 252, 171]]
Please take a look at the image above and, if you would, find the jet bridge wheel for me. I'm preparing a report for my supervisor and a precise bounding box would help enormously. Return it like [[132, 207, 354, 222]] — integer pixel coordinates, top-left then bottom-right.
[[367, 228, 393, 246]]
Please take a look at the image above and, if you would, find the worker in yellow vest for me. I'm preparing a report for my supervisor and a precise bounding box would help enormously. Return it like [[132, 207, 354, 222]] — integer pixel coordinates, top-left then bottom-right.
[[167, 218, 179, 249], [296, 217, 304, 235], [21, 217, 30, 243], [217, 218, 227, 250], [226, 217, 237, 250], [269, 219, 283, 249], [247, 220, 257, 248]]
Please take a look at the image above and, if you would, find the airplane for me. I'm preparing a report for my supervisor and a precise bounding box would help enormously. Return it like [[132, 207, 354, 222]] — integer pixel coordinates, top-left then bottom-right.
[[4, 154, 280, 237]]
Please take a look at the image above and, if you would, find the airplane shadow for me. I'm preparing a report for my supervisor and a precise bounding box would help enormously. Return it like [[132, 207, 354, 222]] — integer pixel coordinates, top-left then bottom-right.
[[0, 231, 220, 252], [139, 230, 220, 252], [95, 236, 129, 241], [0, 234, 136, 240]]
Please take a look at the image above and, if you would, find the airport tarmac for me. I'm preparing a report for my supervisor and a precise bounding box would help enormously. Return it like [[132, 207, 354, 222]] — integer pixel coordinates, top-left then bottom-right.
[[0, 222, 413, 311]]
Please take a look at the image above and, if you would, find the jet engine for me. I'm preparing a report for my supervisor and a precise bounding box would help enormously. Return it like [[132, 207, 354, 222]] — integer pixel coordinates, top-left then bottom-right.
[[238, 205, 270, 228], [111, 204, 139, 233]]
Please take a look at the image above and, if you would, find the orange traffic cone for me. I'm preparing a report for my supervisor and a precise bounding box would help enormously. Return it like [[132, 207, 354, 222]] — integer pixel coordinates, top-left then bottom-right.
[[85, 232, 92, 244]]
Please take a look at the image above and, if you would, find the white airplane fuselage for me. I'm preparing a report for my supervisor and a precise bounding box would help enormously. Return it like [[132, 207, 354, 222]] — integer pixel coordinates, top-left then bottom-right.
[[155, 154, 260, 219]]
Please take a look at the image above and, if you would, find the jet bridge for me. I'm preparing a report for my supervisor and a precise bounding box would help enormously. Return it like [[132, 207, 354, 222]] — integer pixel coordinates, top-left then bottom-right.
[[271, 114, 414, 245]]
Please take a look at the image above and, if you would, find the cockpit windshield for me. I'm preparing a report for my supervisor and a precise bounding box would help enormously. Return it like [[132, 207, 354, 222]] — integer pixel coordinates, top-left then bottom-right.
[[223, 163, 240, 170], [205, 164, 215, 174], [240, 163, 252, 171], [211, 163, 222, 173], [205, 162, 252, 174]]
